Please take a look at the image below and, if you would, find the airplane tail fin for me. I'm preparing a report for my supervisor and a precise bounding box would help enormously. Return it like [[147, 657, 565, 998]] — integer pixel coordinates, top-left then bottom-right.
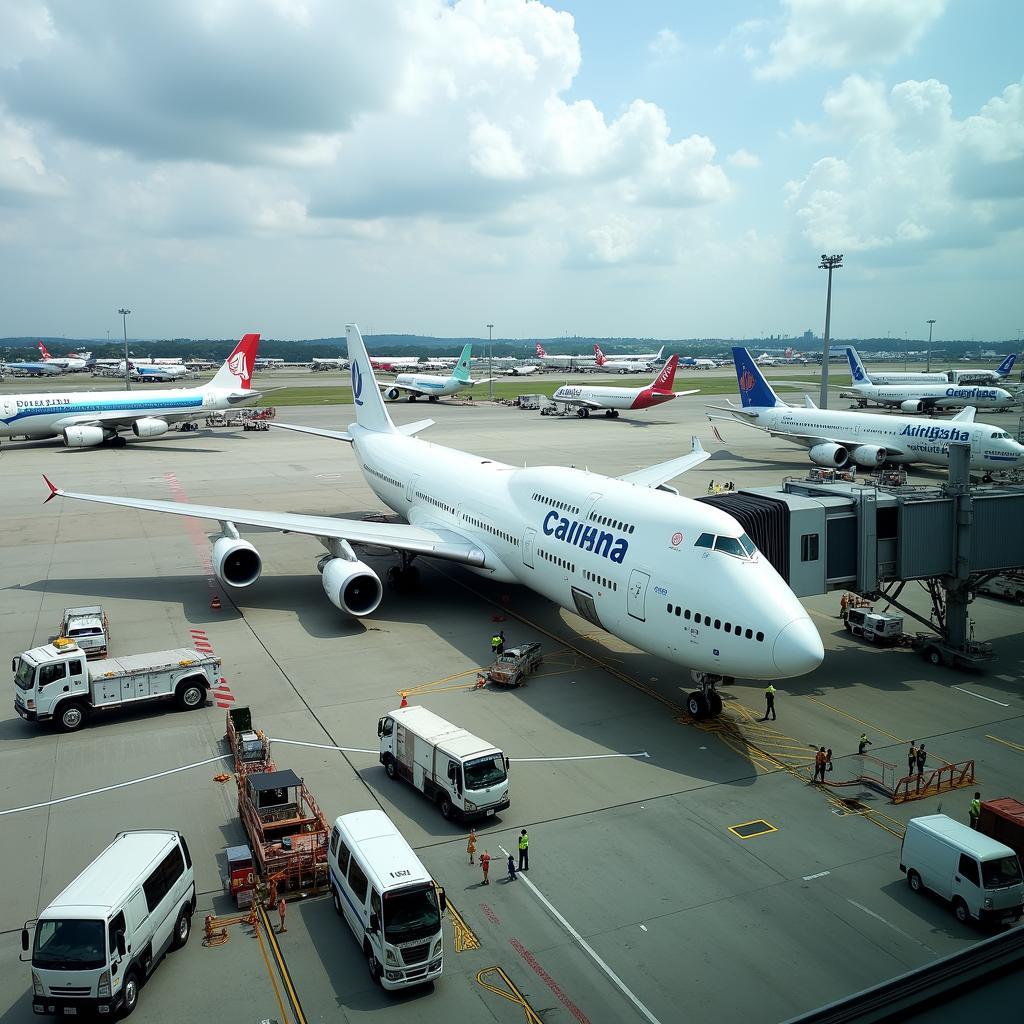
[[346, 324, 397, 433], [995, 353, 1017, 377], [38, 341, 53, 360], [844, 346, 872, 385], [731, 347, 784, 408], [203, 333, 261, 391], [594, 344, 606, 365], [535, 343, 547, 358], [651, 354, 679, 391], [452, 343, 473, 382]]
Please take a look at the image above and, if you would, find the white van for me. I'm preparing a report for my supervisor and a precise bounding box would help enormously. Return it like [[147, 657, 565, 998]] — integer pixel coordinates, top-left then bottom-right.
[[900, 814, 1024, 926], [327, 810, 446, 990], [23, 830, 196, 1017]]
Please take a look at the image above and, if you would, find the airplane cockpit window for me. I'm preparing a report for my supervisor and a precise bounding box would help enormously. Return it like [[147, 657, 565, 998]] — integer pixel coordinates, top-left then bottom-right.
[[739, 534, 757, 556], [714, 536, 745, 557], [695, 533, 714, 548]]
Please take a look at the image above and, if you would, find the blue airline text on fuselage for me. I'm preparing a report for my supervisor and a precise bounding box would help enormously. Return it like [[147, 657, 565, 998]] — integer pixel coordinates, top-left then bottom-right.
[[945, 387, 998, 399], [542, 509, 629, 563], [898, 423, 971, 440]]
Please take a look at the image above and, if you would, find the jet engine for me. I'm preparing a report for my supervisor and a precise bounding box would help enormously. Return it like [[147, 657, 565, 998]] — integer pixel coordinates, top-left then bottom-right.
[[132, 417, 169, 438], [321, 557, 383, 617], [63, 425, 109, 447], [850, 444, 887, 467], [808, 442, 849, 467], [385, 387, 401, 400], [212, 537, 262, 588], [901, 400, 926, 413]]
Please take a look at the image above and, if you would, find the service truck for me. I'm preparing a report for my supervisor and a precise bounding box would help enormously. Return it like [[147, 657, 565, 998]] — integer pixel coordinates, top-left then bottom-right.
[[13, 639, 220, 732], [56, 606, 110, 659], [977, 573, 1024, 606], [377, 706, 510, 821]]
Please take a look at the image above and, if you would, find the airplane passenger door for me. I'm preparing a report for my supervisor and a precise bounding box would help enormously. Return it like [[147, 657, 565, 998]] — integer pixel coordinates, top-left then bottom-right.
[[570, 588, 603, 629], [627, 570, 650, 622], [406, 475, 420, 502], [522, 528, 536, 568], [1, 398, 14, 419]]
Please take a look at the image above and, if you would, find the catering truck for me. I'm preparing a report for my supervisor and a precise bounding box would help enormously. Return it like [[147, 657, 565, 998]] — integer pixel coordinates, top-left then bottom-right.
[[377, 706, 510, 821], [13, 638, 220, 732]]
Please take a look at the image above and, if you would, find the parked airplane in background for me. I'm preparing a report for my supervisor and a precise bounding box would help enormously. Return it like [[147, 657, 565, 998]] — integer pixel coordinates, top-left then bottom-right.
[[380, 344, 494, 401], [37, 342, 91, 372], [552, 355, 697, 418], [682, 357, 718, 370], [1, 335, 261, 447], [708, 348, 1024, 472], [126, 359, 189, 383], [311, 356, 350, 371], [945, 353, 1018, 386], [370, 355, 419, 372], [42, 324, 823, 718], [844, 348, 1020, 412], [1, 356, 63, 376], [756, 353, 777, 366], [604, 344, 666, 364], [593, 345, 648, 374], [535, 343, 595, 369], [501, 363, 539, 376]]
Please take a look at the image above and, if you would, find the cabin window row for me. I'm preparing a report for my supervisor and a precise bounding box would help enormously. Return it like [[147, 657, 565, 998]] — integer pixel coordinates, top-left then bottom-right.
[[414, 490, 455, 515], [583, 568, 617, 591], [588, 511, 636, 534], [532, 493, 580, 516], [463, 513, 519, 547], [538, 547, 574, 573], [143, 845, 187, 914], [363, 464, 402, 489], [667, 604, 764, 642]]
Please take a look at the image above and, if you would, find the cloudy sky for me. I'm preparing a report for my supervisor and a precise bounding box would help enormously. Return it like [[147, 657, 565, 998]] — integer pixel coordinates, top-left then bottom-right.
[[1, 0, 1022, 342]]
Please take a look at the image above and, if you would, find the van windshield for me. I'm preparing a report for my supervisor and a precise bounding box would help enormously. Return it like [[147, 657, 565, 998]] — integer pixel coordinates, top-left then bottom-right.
[[982, 856, 1023, 888], [464, 754, 507, 791], [14, 660, 35, 691], [383, 884, 441, 944], [33, 919, 105, 970]]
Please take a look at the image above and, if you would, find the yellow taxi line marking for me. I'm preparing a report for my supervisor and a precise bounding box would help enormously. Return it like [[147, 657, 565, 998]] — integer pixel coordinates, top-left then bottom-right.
[[446, 898, 481, 952], [476, 966, 545, 1023], [254, 908, 295, 1024], [986, 734, 1024, 754], [258, 903, 307, 1024]]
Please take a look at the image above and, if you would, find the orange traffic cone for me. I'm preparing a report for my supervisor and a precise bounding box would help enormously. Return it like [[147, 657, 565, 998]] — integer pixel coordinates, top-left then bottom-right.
[[399, 692, 409, 708], [210, 594, 222, 610]]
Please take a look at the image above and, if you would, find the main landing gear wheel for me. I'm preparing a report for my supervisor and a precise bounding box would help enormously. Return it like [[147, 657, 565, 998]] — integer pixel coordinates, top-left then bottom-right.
[[407, 394, 418, 401], [577, 407, 590, 418], [108, 435, 128, 448], [429, 395, 439, 402], [687, 672, 726, 719], [386, 556, 421, 593]]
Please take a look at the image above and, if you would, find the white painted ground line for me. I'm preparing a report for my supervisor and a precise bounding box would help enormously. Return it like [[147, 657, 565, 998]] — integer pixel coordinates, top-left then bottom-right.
[[951, 686, 1009, 707], [499, 844, 663, 1024], [271, 738, 651, 763], [847, 899, 936, 953], [802, 871, 830, 881]]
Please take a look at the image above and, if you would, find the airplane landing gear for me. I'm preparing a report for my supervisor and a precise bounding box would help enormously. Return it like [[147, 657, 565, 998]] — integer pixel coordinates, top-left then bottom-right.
[[577, 407, 590, 418], [604, 409, 619, 418], [386, 553, 420, 593], [686, 671, 727, 719], [107, 435, 128, 449]]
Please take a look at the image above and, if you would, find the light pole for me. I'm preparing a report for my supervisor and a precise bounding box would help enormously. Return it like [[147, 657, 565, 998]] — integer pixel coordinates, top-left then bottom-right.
[[118, 308, 132, 390], [926, 319, 936, 372], [486, 323, 494, 400], [818, 254, 843, 409]]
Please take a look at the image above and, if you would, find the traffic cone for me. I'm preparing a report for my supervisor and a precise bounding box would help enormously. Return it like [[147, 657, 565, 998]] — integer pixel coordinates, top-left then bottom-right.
[[399, 692, 409, 708], [210, 594, 222, 610]]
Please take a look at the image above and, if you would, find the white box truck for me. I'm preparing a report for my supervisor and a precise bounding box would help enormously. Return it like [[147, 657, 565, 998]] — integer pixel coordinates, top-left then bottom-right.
[[56, 606, 110, 659], [328, 810, 446, 990], [13, 639, 220, 732], [900, 814, 1024, 926], [377, 706, 510, 821], [22, 830, 196, 1017]]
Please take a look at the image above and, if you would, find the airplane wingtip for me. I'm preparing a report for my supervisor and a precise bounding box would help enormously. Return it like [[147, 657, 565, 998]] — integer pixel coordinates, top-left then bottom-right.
[[42, 474, 60, 503]]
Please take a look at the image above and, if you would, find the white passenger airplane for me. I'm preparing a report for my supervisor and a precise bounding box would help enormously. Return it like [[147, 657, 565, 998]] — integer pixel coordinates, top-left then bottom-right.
[[42, 324, 823, 717], [844, 348, 1020, 412], [552, 356, 697, 417], [535, 344, 594, 369], [126, 359, 189, 383], [604, 344, 666, 364], [2, 334, 261, 447], [592, 345, 649, 374], [37, 342, 91, 372], [709, 348, 1024, 471], [380, 344, 494, 401]]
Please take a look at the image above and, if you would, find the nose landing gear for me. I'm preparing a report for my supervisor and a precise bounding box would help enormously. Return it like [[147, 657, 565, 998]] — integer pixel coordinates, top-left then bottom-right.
[[686, 672, 727, 719]]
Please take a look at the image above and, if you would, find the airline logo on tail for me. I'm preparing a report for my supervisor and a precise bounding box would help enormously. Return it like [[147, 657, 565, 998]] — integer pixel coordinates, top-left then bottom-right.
[[594, 344, 607, 365], [846, 348, 866, 382], [997, 353, 1017, 377], [38, 342, 53, 360], [351, 361, 364, 406], [535, 343, 547, 358], [225, 333, 258, 389], [739, 369, 755, 395], [653, 354, 679, 391]]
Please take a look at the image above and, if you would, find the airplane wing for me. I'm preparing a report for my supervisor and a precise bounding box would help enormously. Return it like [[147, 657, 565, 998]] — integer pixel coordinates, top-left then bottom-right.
[[50, 408, 204, 431], [42, 476, 487, 568], [951, 407, 976, 423], [270, 418, 434, 443], [672, 389, 700, 398], [555, 396, 604, 409], [618, 436, 709, 488], [378, 381, 421, 396], [704, 411, 909, 457]]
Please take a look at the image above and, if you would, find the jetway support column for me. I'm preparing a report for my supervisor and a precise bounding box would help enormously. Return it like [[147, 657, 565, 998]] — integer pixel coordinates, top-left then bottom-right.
[[945, 443, 973, 652]]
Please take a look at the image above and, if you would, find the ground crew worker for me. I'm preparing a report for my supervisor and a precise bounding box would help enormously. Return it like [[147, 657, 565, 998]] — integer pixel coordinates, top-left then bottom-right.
[[507, 854, 517, 882], [518, 828, 530, 871], [761, 684, 776, 721], [858, 733, 872, 755], [916, 743, 927, 776], [277, 896, 287, 934], [491, 633, 502, 658], [467, 828, 477, 865], [840, 593, 849, 617], [907, 742, 918, 777], [825, 747, 833, 774], [969, 792, 981, 830], [480, 851, 491, 885], [813, 746, 827, 783]]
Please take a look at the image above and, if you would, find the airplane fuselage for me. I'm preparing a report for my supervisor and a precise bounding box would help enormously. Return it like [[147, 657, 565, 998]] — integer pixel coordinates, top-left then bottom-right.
[[553, 383, 674, 411], [350, 427, 819, 680], [390, 373, 476, 398], [852, 382, 1017, 410]]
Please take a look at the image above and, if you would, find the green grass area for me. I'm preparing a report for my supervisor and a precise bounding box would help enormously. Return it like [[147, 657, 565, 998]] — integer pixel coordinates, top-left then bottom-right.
[[263, 374, 825, 407]]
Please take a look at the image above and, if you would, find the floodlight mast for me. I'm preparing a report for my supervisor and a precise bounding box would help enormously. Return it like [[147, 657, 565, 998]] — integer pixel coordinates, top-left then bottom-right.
[[818, 255, 843, 409]]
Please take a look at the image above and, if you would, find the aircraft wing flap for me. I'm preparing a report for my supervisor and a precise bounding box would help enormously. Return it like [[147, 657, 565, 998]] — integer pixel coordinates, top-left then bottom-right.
[[42, 478, 487, 567], [618, 436, 709, 487], [270, 422, 354, 443]]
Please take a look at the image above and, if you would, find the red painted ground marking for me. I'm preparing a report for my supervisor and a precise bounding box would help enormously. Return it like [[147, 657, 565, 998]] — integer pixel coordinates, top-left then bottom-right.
[[479, 903, 501, 926], [510, 938, 591, 1024]]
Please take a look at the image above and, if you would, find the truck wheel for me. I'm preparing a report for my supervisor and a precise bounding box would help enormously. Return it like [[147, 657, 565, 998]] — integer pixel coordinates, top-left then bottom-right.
[[121, 968, 140, 1016], [57, 701, 88, 732], [907, 870, 922, 893], [439, 796, 455, 820], [170, 907, 192, 950], [333, 885, 343, 917], [176, 679, 205, 710], [366, 945, 382, 985], [384, 757, 397, 780], [926, 647, 942, 666], [953, 897, 970, 925]]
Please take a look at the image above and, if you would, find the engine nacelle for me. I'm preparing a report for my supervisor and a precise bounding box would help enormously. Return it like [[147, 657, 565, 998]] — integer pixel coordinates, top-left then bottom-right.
[[63, 425, 109, 447], [132, 417, 169, 438], [321, 557, 383, 617], [900, 399, 925, 413], [212, 536, 262, 588], [385, 387, 401, 400], [808, 442, 849, 468], [850, 444, 887, 467]]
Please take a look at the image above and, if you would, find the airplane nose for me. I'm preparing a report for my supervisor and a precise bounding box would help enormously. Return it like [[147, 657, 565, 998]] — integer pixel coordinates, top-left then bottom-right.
[[772, 617, 824, 678]]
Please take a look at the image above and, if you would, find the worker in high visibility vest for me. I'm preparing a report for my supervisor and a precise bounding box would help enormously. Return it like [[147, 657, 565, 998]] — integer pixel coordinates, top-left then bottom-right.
[[518, 828, 529, 871], [969, 792, 982, 830]]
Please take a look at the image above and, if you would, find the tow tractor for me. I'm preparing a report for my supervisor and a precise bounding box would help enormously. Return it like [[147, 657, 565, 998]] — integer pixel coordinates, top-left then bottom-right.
[[484, 643, 543, 687]]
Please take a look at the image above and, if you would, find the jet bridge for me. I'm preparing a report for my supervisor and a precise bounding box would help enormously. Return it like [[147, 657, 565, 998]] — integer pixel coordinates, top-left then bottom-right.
[[700, 444, 1024, 659]]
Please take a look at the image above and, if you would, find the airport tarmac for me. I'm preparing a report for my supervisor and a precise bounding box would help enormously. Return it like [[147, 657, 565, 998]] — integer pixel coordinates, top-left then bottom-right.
[[1, 395, 1022, 1024]]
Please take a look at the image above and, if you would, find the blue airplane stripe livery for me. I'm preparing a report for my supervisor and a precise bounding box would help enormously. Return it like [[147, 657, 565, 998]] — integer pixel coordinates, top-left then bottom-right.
[[731, 348, 783, 408], [2, 396, 203, 425]]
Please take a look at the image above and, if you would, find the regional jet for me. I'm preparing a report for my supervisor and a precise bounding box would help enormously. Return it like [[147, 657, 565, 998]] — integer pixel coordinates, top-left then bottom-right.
[[552, 355, 697, 417], [379, 344, 494, 401], [1, 335, 261, 447], [844, 347, 1020, 412], [708, 348, 1024, 472], [42, 324, 823, 718]]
